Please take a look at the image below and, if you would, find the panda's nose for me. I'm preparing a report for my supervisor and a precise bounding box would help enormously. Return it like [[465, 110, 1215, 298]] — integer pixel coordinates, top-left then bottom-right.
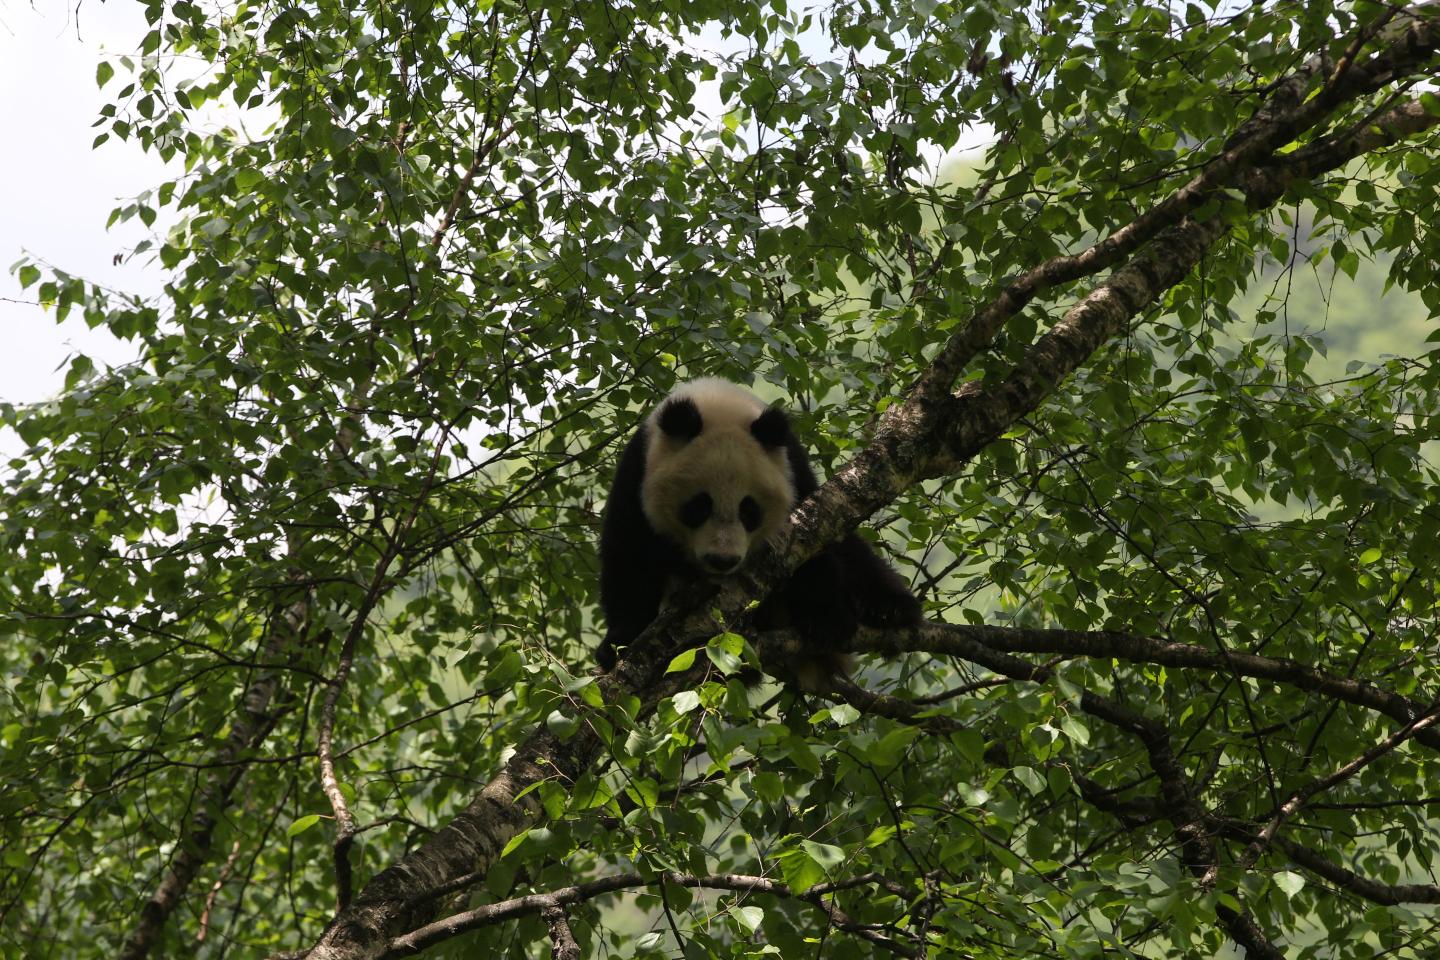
[[701, 552, 743, 574]]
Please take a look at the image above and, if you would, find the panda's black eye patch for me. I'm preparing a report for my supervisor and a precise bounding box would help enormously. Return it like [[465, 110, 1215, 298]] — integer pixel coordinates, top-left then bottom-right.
[[679, 492, 713, 528], [739, 496, 762, 532]]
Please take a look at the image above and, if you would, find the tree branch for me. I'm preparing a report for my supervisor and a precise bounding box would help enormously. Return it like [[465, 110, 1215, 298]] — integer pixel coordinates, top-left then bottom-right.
[[380, 871, 917, 958], [1232, 701, 1440, 875], [849, 621, 1440, 752], [1267, 832, 1440, 906], [118, 594, 305, 960], [303, 9, 1440, 957], [1062, 672, 1285, 958], [540, 903, 580, 960]]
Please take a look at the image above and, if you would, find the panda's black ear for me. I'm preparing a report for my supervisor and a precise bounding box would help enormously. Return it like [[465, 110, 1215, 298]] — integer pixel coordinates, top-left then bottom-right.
[[750, 407, 791, 448], [658, 397, 703, 441]]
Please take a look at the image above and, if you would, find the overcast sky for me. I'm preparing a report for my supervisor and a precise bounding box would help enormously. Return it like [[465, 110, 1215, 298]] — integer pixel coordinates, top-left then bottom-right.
[[0, 5, 987, 460], [1, 2, 167, 423]]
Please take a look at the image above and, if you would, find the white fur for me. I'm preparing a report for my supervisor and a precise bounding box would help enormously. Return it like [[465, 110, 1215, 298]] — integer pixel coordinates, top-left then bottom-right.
[[645, 377, 767, 432], [640, 379, 794, 570]]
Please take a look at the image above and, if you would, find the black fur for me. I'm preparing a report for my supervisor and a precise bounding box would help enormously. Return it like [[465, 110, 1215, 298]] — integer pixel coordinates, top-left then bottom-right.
[[680, 492, 713, 529], [657, 397, 703, 440], [597, 424, 679, 671], [597, 393, 922, 677], [749, 406, 790, 448], [770, 419, 922, 646]]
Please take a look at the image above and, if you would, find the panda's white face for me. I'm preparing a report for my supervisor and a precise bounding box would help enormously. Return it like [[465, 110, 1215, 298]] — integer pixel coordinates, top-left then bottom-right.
[[641, 380, 795, 575]]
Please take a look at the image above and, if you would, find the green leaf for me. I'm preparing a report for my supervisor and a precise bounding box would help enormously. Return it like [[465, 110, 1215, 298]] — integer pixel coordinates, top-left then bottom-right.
[[732, 905, 764, 932], [1047, 765, 1073, 799], [705, 632, 745, 673], [236, 168, 265, 191], [866, 725, 920, 767], [1013, 766, 1046, 796], [500, 829, 530, 858], [545, 709, 579, 739], [1274, 871, 1306, 899], [96, 61, 114, 88], [778, 848, 827, 894], [800, 840, 846, 870], [666, 648, 698, 673], [485, 648, 522, 687], [286, 814, 322, 838], [624, 778, 659, 810]]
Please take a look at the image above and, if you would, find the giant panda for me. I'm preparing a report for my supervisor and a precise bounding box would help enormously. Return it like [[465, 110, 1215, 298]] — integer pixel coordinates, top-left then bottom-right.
[[597, 377, 922, 686]]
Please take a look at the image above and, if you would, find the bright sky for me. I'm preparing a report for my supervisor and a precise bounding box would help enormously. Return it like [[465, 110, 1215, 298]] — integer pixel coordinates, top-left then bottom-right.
[[0, 5, 988, 462], [0, 2, 165, 422]]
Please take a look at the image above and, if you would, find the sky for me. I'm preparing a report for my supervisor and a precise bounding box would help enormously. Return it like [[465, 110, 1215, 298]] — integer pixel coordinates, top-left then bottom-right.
[[0, 1, 165, 420], [0, 5, 989, 461]]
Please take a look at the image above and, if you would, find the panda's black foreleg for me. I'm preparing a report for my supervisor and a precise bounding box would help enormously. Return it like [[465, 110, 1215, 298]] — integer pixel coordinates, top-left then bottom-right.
[[743, 552, 856, 689], [598, 424, 667, 673], [597, 619, 647, 672], [777, 551, 859, 657], [834, 533, 924, 628], [597, 560, 667, 672]]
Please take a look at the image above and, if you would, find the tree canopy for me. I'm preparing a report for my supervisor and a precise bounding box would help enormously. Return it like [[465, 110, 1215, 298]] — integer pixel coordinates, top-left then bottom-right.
[[5, 1, 1440, 958]]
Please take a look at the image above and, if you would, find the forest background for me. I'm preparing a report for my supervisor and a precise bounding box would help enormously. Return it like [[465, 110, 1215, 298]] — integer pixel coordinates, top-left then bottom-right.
[[4, 2, 1440, 959]]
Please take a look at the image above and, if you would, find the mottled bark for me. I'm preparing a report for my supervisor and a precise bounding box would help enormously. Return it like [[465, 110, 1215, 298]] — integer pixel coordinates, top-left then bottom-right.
[[541, 905, 581, 960]]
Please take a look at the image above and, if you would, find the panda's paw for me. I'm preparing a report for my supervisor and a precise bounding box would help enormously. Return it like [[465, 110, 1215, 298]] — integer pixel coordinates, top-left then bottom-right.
[[596, 637, 618, 672]]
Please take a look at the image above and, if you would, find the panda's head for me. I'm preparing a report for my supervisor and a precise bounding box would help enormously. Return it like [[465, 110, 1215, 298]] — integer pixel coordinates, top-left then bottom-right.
[[641, 379, 796, 576]]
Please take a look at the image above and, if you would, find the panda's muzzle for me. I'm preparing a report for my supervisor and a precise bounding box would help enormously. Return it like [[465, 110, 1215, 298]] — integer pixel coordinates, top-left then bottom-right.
[[701, 552, 744, 575]]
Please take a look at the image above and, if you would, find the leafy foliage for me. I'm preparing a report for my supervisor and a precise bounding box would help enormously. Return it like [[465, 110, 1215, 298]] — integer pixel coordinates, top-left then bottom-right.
[[4, 1, 1440, 958]]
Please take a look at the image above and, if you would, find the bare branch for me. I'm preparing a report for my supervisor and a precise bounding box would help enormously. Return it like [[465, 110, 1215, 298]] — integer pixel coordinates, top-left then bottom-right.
[[1232, 702, 1440, 875]]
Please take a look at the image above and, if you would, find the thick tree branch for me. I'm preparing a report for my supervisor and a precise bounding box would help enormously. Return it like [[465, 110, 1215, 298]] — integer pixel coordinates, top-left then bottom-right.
[[764, 10, 1440, 568], [849, 621, 1440, 751], [381, 871, 917, 958], [904, 5, 1435, 422]]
